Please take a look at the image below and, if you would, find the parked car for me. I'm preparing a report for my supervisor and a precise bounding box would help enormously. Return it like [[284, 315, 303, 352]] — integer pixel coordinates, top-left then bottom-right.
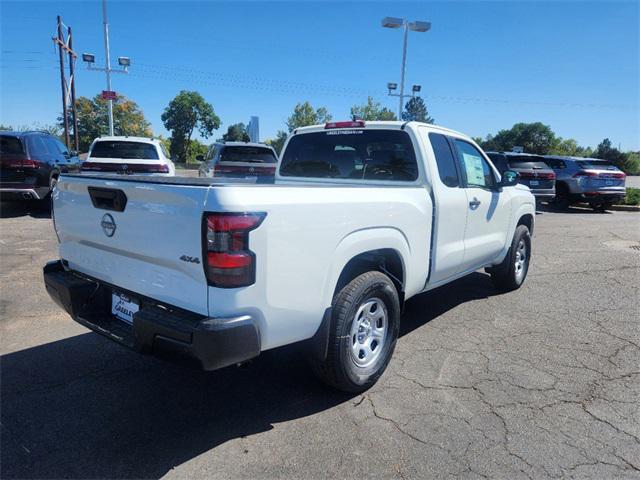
[[0, 130, 79, 201], [486, 152, 556, 203], [198, 142, 277, 180], [81, 136, 175, 176], [544, 156, 626, 211], [44, 120, 535, 393]]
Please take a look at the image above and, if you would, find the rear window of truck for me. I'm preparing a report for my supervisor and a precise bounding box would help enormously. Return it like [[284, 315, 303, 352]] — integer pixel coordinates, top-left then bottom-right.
[[220, 146, 277, 163], [280, 130, 418, 181], [0, 135, 24, 155], [90, 141, 159, 160]]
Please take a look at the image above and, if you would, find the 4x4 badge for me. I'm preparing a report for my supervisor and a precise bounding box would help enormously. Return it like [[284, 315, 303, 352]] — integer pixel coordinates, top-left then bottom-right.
[[179, 255, 200, 264]]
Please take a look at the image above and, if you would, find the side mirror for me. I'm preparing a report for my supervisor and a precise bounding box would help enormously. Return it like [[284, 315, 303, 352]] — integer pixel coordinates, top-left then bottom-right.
[[196, 155, 204, 162], [500, 170, 518, 187]]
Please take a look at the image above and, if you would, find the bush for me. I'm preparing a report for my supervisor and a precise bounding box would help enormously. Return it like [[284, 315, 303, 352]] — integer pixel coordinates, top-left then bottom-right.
[[619, 188, 640, 206]]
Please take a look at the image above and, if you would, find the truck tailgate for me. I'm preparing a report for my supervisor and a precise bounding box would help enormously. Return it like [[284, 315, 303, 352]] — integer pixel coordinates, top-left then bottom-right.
[[53, 175, 210, 315]]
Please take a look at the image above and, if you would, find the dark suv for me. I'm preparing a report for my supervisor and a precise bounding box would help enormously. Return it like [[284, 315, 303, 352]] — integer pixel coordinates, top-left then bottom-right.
[[486, 152, 556, 202], [0, 131, 79, 201]]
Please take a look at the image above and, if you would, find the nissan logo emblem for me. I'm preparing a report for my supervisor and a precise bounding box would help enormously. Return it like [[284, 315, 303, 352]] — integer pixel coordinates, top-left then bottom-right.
[[101, 213, 116, 237]]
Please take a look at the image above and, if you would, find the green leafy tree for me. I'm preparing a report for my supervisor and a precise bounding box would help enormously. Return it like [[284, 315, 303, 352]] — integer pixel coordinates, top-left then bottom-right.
[[187, 139, 209, 164], [477, 122, 558, 154], [59, 94, 152, 152], [623, 152, 640, 175], [0, 124, 13, 131], [219, 123, 250, 142], [286, 102, 332, 132], [161, 91, 220, 163], [266, 130, 288, 155], [592, 138, 628, 170], [402, 97, 434, 123], [351, 97, 397, 121]]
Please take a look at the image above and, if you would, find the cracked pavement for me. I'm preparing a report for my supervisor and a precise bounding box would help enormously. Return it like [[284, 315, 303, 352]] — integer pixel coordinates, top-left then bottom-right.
[[1, 201, 639, 479]]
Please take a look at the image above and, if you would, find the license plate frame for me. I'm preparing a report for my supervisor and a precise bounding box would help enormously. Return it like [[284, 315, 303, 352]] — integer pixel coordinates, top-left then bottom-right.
[[111, 292, 140, 324]]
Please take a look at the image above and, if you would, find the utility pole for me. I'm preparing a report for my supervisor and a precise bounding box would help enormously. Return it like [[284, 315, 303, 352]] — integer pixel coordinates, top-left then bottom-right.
[[56, 16, 70, 147], [81, 0, 130, 136], [102, 0, 114, 136], [53, 15, 78, 149], [67, 26, 79, 152]]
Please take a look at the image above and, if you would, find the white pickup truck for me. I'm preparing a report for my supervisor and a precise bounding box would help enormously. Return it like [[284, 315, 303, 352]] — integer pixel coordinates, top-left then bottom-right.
[[44, 120, 535, 392]]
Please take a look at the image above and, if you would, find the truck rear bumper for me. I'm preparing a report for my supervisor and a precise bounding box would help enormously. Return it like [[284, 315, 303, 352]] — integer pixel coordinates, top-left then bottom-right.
[[43, 260, 261, 370]]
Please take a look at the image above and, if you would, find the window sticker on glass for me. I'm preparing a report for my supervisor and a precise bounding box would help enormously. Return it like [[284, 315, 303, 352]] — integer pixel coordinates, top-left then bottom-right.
[[463, 152, 485, 185]]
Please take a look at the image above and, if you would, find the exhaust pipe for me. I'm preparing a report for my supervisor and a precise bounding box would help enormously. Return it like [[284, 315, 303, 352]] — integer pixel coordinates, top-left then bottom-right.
[[22, 192, 33, 200]]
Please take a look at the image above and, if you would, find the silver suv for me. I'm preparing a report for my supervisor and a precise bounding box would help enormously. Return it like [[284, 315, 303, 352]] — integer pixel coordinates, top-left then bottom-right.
[[543, 156, 626, 211]]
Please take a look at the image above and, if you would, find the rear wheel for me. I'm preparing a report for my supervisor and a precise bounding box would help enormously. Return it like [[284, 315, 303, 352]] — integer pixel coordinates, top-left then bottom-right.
[[551, 183, 570, 210], [311, 271, 400, 393], [488, 225, 531, 292]]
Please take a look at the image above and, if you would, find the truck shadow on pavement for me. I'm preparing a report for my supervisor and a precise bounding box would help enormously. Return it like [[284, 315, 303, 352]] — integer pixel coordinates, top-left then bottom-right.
[[0, 200, 52, 219], [1, 273, 498, 479]]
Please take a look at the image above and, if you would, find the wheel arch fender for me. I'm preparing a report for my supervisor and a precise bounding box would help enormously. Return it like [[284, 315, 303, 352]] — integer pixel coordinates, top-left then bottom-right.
[[309, 227, 410, 362]]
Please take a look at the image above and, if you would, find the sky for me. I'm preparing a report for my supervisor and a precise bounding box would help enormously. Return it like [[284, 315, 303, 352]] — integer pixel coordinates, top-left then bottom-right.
[[1, 0, 638, 150]]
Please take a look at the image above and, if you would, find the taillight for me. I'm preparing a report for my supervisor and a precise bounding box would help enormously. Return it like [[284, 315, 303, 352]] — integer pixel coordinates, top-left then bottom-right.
[[573, 170, 598, 178], [21, 159, 40, 168], [325, 120, 365, 129], [204, 212, 266, 288]]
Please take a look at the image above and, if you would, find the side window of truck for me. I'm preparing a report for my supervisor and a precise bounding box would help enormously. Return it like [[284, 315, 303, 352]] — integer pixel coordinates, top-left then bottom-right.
[[428, 132, 459, 187], [453, 139, 496, 189]]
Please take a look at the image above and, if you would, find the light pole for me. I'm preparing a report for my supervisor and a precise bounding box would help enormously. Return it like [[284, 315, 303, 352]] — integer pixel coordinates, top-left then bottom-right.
[[82, 0, 130, 136], [381, 17, 430, 118]]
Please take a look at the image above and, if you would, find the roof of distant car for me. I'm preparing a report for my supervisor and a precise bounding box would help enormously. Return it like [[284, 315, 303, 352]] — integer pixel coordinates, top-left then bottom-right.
[[486, 151, 545, 158], [95, 136, 160, 145], [218, 141, 275, 149]]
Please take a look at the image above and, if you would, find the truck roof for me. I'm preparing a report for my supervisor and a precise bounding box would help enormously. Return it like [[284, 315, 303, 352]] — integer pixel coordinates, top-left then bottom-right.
[[218, 141, 273, 149], [292, 120, 469, 139]]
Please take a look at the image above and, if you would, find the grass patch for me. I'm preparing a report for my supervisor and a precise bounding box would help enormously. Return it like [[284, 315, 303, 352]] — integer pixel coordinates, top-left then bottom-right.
[[617, 187, 640, 206]]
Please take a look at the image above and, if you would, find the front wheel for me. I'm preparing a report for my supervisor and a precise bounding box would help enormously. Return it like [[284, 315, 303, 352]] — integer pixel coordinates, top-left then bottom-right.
[[311, 271, 400, 393], [488, 224, 531, 292]]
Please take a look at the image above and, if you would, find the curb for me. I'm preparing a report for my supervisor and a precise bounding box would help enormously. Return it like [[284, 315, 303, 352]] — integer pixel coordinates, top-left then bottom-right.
[[575, 202, 640, 212]]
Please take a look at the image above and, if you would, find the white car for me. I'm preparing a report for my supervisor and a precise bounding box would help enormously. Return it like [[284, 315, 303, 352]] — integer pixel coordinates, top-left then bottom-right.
[[81, 136, 175, 176], [45, 120, 534, 393]]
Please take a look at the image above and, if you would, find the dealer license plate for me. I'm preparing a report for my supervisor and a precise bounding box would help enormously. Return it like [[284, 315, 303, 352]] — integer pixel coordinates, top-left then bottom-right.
[[111, 292, 139, 324]]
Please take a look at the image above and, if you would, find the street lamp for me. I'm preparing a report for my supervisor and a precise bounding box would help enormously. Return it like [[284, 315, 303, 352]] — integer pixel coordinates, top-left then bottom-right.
[[412, 85, 421, 93], [82, 53, 95, 64], [382, 16, 431, 118]]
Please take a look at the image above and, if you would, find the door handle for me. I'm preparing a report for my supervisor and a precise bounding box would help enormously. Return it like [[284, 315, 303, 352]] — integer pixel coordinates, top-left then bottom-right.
[[469, 197, 481, 209]]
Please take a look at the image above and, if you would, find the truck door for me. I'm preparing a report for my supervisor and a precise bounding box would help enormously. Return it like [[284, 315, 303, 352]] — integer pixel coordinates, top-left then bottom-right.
[[451, 138, 510, 270], [422, 130, 468, 284]]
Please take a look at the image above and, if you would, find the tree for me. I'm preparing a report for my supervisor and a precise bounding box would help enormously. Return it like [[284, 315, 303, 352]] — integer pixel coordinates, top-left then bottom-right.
[[593, 138, 627, 170], [219, 123, 250, 142], [350, 97, 397, 121], [402, 97, 434, 123], [161, 91, 220, 163], [477, 122, 558, 155], [59, 94, 152, 152], [187, 139, 209, 164], [286, 102, 332, 132], [265, 130, 288, 155]]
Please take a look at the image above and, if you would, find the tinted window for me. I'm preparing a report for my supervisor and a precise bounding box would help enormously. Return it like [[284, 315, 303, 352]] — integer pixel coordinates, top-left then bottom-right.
[[45, 137, 68, 156], [576, 160, 619, 170], [0, 135, 24, 155], [453, 139, 496, 188], [220, 146, 277, 163], [428, 133, 459, 187], [280, 130, 418, 181], [507, 156, 549, 169], [545, 158, 566, 169], [487, 153, 508, 173], [25, 135, 49, 157], [90, 141, 159, 160]]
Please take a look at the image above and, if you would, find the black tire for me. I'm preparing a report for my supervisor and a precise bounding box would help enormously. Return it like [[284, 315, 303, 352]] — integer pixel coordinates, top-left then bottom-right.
[[311, 271, 400, 393], [551, 183, 570, 210], [590, 202, 612, 212], [489, 225, 531, 292]]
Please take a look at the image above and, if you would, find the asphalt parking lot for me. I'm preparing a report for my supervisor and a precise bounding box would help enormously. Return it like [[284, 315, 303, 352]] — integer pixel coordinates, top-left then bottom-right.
[[1, 201, 639, 479]]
